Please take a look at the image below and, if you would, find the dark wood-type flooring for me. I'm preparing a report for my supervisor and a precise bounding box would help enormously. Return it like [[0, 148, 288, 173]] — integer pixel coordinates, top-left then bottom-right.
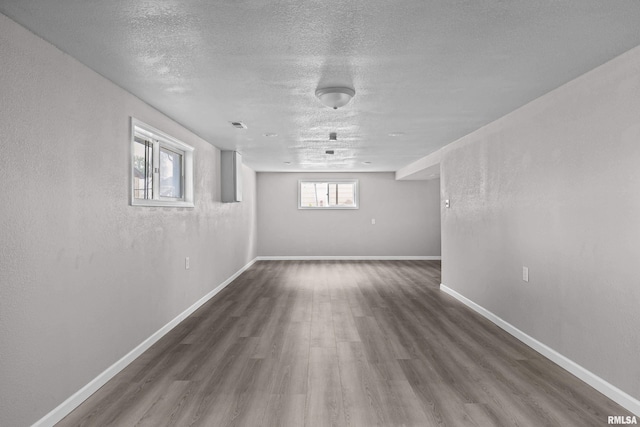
[[58, 260, 632, 426]]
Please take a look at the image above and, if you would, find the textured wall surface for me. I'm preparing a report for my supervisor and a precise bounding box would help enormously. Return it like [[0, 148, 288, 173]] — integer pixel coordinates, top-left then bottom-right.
[[257, 172, 441, 257], [440, 44, 640, 400], [0, 14, 257, 426]]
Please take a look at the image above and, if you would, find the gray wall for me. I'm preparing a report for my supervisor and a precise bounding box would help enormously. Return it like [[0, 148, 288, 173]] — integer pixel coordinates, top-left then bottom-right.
[[440, 44, 640, 401], [257, 172, 441, 257], [0, 14, 257, 426]]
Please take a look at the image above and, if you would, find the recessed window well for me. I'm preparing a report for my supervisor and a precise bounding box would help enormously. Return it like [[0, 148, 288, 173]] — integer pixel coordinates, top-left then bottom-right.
[[131, 118, 194, 208]]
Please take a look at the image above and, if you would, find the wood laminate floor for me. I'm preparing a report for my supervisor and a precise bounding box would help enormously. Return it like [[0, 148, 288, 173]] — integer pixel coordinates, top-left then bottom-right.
[[58, 261, 632, 426]]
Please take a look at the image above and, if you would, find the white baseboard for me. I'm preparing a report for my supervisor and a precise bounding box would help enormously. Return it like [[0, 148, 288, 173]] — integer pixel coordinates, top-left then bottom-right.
[[33, 258, 258, 427], [256, 255, 442, 261], [439, 283, 640, 417]]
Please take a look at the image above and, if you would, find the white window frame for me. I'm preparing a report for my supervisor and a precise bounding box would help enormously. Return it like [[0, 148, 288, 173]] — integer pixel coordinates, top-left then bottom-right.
[[130, 118, 195, 207], [298, 179, 359, 210]]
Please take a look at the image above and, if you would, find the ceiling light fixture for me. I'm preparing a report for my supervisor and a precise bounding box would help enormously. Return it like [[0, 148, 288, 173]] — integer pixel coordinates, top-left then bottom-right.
[[315, 87, 355, 109]]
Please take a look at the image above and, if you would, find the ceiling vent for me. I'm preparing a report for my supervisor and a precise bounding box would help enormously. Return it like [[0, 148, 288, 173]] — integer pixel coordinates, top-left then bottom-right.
[[329, 132, 337, 141], [230, 121, 247, 129]]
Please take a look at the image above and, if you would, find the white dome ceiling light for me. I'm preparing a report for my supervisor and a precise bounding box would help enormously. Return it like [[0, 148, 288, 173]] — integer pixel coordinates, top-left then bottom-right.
[[315, 87, 355, 109]]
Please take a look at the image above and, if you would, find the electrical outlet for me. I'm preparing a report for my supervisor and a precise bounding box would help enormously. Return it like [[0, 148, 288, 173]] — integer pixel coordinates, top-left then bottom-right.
[[371, 218, 376, 225], [185, 257, 190, 270], [522, 266, 529, 282]]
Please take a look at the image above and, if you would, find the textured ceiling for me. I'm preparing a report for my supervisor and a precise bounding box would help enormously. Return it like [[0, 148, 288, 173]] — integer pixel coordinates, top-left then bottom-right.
[[2, 1, 640, 172]]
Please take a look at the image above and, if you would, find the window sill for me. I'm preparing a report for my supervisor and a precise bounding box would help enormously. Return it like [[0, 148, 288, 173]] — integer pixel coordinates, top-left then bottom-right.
[[131, 200, 195, 208], [298, 206, 359, 210]]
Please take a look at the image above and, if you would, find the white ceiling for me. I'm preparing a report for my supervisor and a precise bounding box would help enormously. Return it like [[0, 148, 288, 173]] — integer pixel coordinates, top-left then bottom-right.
[[2, 1, 640, 172]]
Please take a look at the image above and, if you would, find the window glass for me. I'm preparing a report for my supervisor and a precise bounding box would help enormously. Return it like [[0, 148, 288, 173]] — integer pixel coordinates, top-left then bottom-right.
[[159, 147, 183, 198], [299, 180, 358, 209], [133, 137, 153, 200]]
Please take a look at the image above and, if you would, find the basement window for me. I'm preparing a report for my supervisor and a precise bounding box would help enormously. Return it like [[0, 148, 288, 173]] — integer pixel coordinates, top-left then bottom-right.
[[131, 118, 194, 207], [298, 180, 359, 209]]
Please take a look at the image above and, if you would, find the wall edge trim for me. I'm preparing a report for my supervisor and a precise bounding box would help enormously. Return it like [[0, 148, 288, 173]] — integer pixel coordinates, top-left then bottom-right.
[[32, 257, 258, 427], [256, 256, 442, 261], [439, 283, 640, 416]]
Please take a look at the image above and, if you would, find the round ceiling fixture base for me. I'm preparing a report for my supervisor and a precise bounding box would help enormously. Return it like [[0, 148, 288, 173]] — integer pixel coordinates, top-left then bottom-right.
[[315, 87, 355, 109]]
